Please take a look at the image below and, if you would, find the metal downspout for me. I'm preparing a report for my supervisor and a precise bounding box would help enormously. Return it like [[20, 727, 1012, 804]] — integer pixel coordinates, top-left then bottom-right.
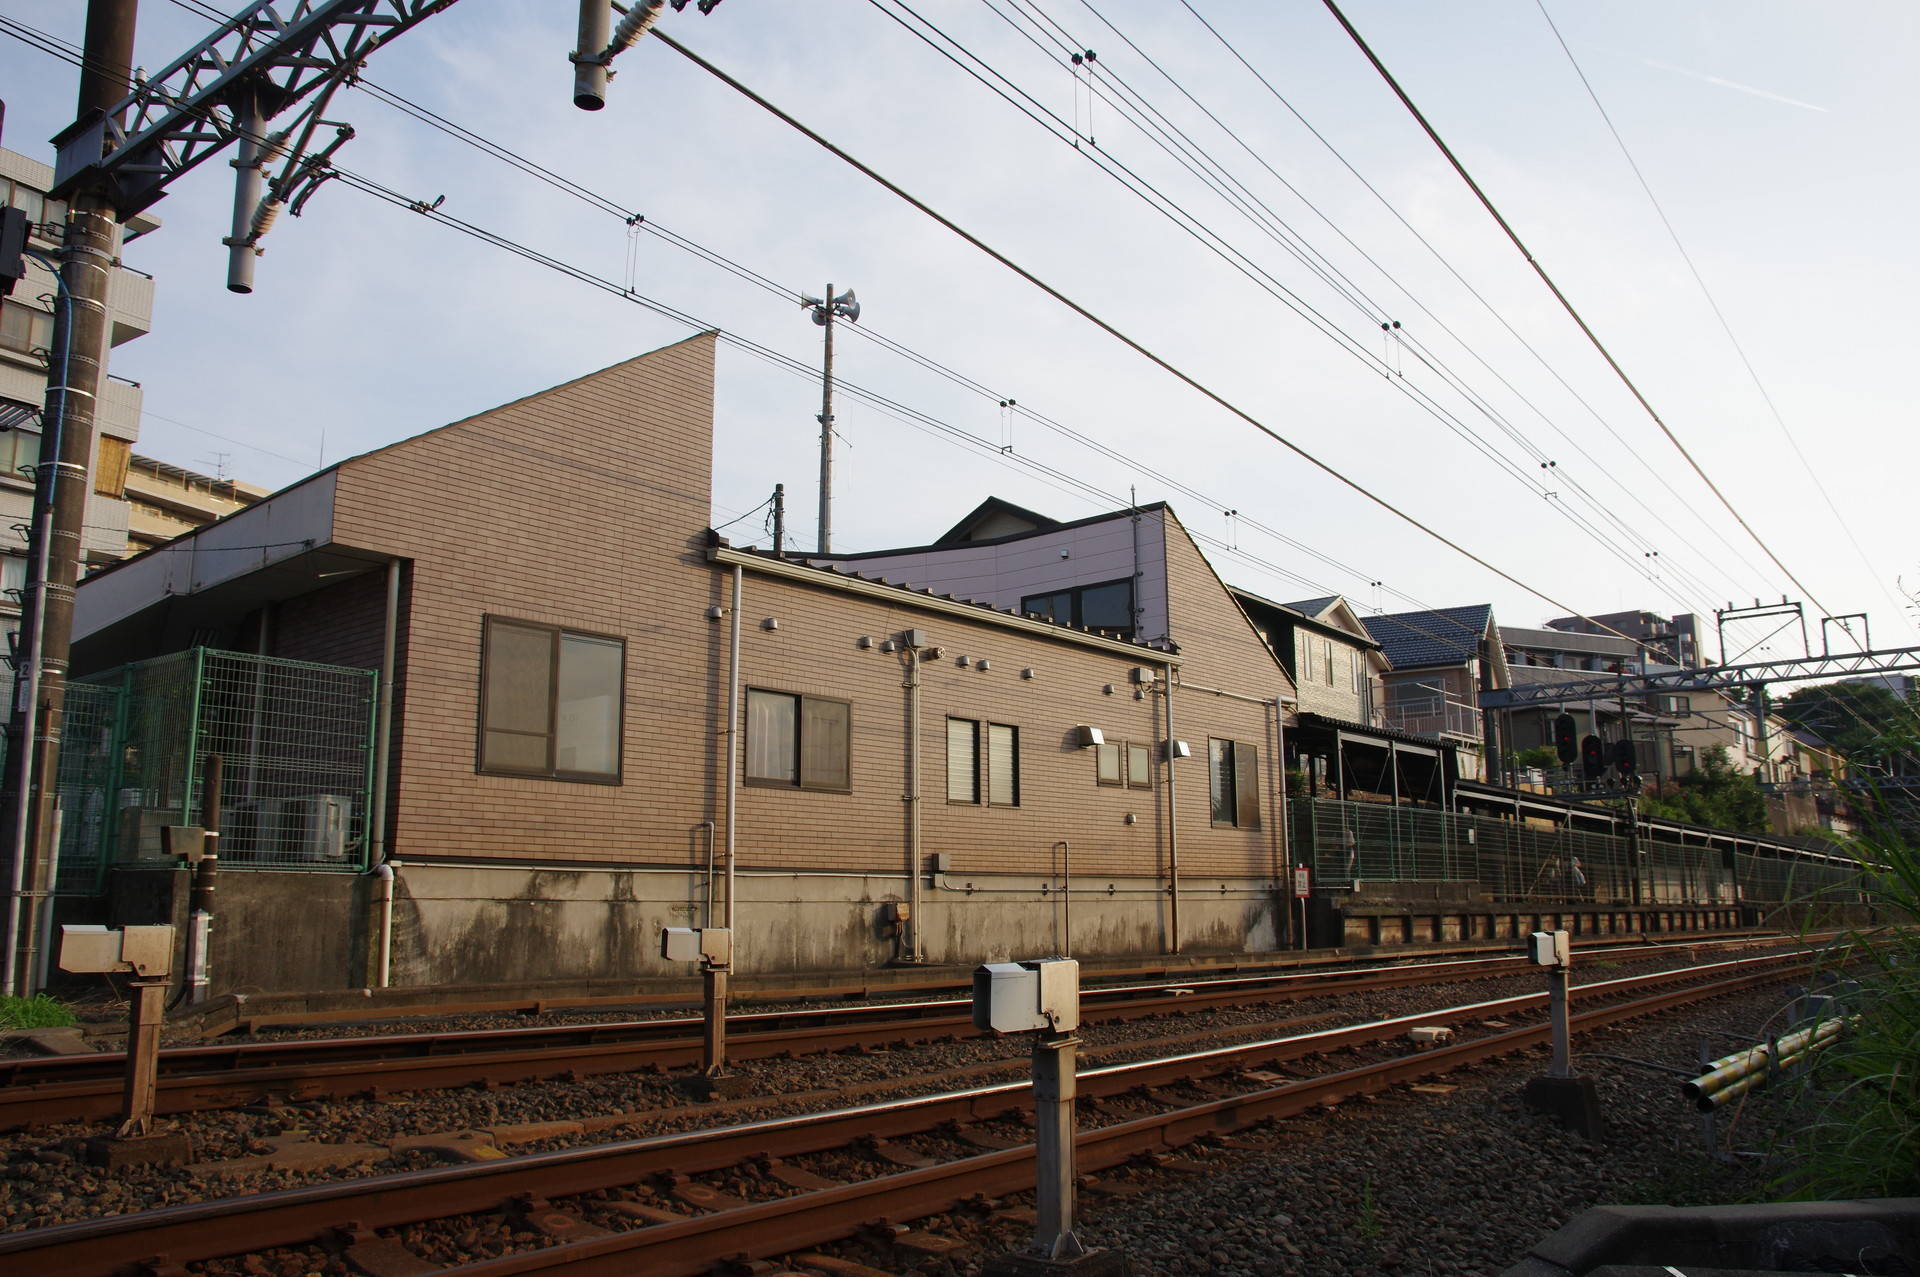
[[370, 560, 400, 867], [1163, 660, 1181, 954], [904, 641, 923, 962], [724, 566, 742, 932], [1274, 696, 1290, 946]]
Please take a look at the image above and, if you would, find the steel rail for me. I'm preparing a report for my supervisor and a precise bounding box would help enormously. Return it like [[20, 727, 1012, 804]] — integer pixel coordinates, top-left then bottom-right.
[[446, 964, 1800, 1276], [0, 952, 1571, 1128], [0, 950, 1816, 1277], [0, 938, 1813, 1130]]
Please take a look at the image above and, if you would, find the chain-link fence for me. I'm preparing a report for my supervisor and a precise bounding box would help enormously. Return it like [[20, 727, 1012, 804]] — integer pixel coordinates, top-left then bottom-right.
[[51, 648, 377, 892], [1293, 797, 1861, 907]]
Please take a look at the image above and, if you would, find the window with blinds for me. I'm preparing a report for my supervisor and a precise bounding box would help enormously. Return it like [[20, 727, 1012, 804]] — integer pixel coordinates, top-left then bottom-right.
[[1208, 738, 1260, 829], [949, 717, 1019, 806], [478, 616, 624, 783], [947, 718, 978, 803], [747, 689, 852, 792]]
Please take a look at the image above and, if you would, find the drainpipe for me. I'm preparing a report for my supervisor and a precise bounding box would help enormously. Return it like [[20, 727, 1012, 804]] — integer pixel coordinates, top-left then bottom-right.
[[724, 565, 742, 932], [364, 559, 402, 990], [1163, 660, 1181, 954], [1055, 840, 1072, 958], [1274, 696, 1291, 946], [903, 636, 924, 962], [369, 559, 401, 867], [699, 820, 717, 928], [373, 861, 395, 988]]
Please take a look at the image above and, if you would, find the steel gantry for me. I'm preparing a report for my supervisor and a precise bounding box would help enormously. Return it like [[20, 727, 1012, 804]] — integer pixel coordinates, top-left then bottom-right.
[[1479, 645, 1920, 710]]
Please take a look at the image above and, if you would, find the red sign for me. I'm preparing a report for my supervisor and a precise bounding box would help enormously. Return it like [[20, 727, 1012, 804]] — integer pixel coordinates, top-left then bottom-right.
[[1292, 865, 1311, 898]]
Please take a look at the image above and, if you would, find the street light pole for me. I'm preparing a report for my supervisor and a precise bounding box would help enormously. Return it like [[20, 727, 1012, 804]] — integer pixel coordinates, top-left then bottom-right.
[[801, 284, 859, 554]]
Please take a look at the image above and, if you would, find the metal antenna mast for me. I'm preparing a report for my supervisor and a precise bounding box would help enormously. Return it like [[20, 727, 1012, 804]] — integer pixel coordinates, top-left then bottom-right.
[[800, 284, 859, 553]]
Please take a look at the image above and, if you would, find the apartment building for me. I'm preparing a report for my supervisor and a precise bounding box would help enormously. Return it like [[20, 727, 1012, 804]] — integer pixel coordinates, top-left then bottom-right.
[[124, 454, 269, 553], [0, 147, 156, 675]]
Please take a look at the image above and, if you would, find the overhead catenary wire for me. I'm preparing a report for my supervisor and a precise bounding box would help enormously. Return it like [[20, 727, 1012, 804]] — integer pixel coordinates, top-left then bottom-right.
[[1167, 0, 1781, 597], [647, 28, 1683, 654], [864, 0, 1743, 617], [0, 11, 1695, 667], [1314, 0, 1834, 620], [316, 49, 1693, 648], [1530, 0, 1918, 643]]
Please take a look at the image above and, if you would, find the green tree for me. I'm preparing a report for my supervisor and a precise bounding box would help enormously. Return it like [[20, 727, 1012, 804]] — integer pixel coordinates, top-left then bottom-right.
[[1640, 745, 1769, 833], [1776, 680, 1918, 771]]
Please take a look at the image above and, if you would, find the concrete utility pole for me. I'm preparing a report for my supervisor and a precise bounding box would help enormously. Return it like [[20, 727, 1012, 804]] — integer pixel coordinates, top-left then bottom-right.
[[1, 0, 138, 995], [801, 284, 859, 554]]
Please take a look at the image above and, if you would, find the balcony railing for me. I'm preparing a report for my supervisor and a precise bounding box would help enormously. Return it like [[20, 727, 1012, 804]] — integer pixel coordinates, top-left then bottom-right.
[[1383, 694, 1482, 742]]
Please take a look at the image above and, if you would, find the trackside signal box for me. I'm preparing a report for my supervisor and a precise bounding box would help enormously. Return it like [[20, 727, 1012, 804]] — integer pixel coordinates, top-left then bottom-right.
[[972, 957, 1080, 1034], [661, 926, 732, 967]]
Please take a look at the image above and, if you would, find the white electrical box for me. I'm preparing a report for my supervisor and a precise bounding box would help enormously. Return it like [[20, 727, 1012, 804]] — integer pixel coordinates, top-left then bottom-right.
[[59, 923, 175, 977], [1528, 930, 1570, 967], [971, 957, 1080, 1034], [661, 926, 732, 966]]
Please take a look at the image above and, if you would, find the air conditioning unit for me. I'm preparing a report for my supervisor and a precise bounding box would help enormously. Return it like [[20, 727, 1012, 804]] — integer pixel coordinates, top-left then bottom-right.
[[225, 798, 289, 857], [283, 794, 352, 860]]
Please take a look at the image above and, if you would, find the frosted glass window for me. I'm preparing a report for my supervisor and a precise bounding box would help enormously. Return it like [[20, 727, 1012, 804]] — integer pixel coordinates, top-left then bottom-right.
[[987, 723, 1018, 807], [948, 718, 978, 803]]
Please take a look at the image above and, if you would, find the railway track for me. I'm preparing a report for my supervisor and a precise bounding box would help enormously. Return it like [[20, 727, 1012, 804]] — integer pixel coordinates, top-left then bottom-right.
[[0, 949, 1819, 1276], [0, 937, 1799, 1130]]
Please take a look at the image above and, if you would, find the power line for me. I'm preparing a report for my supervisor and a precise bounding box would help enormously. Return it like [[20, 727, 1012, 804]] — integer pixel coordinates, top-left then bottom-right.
[[1, 11, 1703, 666], [1531, 0, 1917, 642], [647, 29, 1671, 652], [1167, 0, 1782, 599], [1315, 0, 1833, 620]]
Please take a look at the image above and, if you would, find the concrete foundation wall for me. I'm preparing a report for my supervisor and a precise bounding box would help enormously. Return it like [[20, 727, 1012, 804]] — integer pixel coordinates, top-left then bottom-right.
[[385, 862, 1286, 986], [102, 865, 363, 995]]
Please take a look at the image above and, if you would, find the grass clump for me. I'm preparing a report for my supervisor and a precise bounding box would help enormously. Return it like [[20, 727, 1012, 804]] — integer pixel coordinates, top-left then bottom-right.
[[1777, 816, 1920, 1200], [0, 992, 78, 1030]]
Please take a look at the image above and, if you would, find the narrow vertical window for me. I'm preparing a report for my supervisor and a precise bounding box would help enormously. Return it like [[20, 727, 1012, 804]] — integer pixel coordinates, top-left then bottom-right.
[[1126, 741, 1152, 790], [947, 717, 979, 803], [1095, 740, 1122, 786], [988, 723, 1019, 806], [1208, 738, 1260, 828]]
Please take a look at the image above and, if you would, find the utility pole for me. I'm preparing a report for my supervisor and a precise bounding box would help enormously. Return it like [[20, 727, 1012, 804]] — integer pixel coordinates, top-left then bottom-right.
[[801, 284, 859, 553], [1, 0, 138, 995], [771, 482, 785, 556]]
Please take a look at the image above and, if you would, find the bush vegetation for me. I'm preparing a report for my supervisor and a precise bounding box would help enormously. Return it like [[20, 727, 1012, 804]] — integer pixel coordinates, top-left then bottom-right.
[[0, 993, 77, 1030]]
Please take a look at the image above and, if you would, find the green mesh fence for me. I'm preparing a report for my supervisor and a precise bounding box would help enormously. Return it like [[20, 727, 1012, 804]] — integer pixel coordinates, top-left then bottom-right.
[[51, 648, 376, 892], [1292, 797, 1862, 907]]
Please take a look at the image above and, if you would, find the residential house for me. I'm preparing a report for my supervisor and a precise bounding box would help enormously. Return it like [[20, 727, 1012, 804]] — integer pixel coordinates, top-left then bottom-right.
[[69, 337, 1297, 993], [1360, 606, 1510, 782]]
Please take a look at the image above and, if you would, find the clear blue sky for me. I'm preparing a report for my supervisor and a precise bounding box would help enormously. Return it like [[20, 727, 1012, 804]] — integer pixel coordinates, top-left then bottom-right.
[[3, 1, 1913, 652]]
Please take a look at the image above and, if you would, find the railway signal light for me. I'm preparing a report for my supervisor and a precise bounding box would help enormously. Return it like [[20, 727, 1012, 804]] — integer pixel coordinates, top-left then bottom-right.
[[1554, 714, 1578, 765], [1581, 734, 1604, 780], [1612, 737, 1637, 778]]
